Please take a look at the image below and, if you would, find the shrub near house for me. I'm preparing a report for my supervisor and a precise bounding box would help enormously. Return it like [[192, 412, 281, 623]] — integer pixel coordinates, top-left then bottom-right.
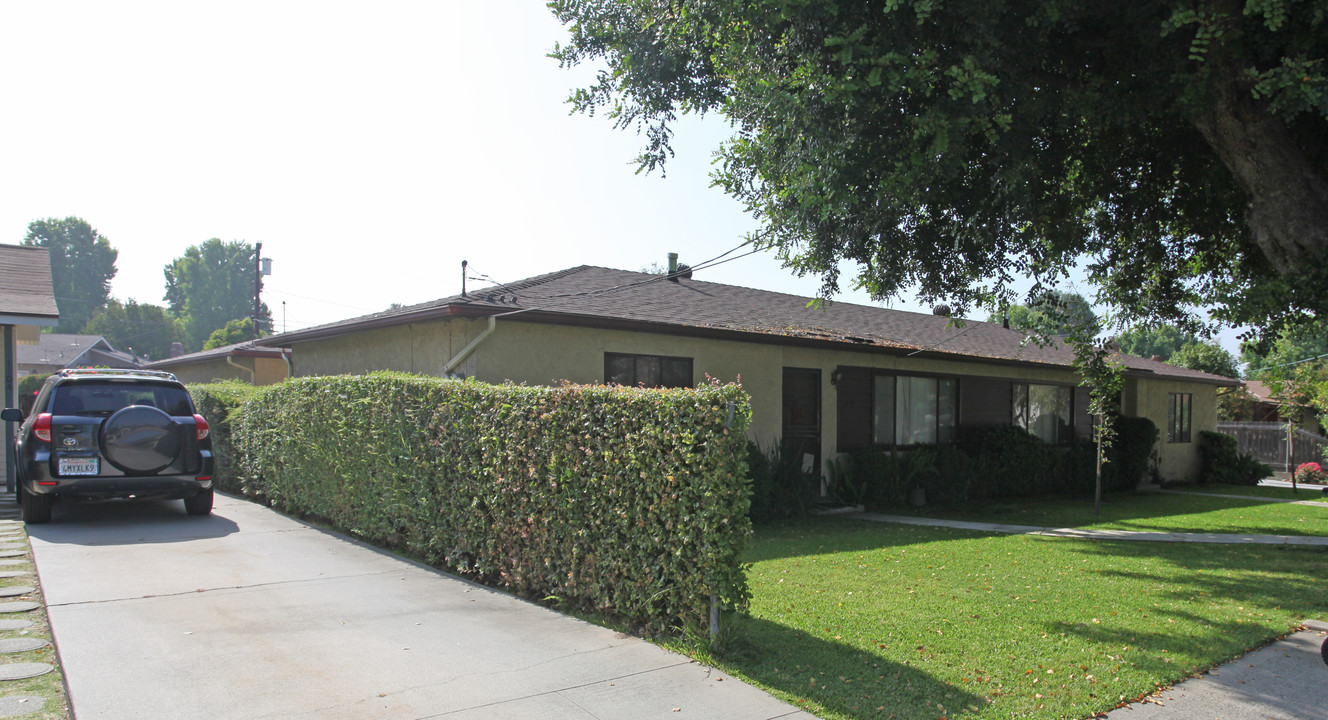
[[225, 374, 752, 635]]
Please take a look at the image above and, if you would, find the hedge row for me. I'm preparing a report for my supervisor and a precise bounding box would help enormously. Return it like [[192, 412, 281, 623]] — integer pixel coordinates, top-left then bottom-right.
[[188, 380, 263, 496], [218, 374, 752, 636]]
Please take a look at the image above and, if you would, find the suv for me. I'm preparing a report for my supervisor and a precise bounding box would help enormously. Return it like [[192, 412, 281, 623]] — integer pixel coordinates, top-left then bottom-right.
[[2, 369, 214, 523]]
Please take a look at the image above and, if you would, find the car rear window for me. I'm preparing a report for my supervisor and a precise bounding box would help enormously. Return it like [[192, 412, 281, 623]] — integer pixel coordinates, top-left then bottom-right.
[[50, 382, 194, 417]]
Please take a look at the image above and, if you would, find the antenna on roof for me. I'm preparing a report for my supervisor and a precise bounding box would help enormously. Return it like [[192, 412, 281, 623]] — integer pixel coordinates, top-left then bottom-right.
[[462, 260, 468, 298]]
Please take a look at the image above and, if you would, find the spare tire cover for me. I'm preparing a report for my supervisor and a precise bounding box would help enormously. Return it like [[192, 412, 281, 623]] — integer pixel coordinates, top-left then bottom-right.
[[101, 406, 182, 475]]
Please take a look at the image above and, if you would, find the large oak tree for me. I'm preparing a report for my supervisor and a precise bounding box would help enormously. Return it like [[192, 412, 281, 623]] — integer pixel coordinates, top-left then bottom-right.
[[22, 217, 118, 334], [550, 0, 1328, 338]]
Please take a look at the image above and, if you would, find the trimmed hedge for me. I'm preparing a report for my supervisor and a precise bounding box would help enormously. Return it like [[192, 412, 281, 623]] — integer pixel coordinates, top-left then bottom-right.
[[230, 373, 753, 635], [188, 381, 264, 495]]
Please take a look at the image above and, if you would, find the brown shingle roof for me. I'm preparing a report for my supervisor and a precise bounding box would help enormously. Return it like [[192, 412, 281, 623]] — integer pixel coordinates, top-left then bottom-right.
[[257, 265, 1237, 386], [0, 244, 59, 323], [144, 340, 288, 369]]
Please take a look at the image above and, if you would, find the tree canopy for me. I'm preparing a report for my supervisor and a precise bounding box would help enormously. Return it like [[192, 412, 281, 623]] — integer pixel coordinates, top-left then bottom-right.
[[551, 0, 1328, 339], [202, 317, 258, 350], [987, 290, 1095, 336], [1114, 325, 1201, 362], [1167, 340, 1241, 378], [82, 299, 182, 361], [22, 217, 118, 334], [164, 239, 270, 351], [1242, 319, 1328, 423]]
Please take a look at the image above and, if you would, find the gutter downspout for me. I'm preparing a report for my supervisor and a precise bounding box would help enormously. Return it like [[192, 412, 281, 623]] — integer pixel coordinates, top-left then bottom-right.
[[443, 316, 496, 377], [281, 348, 293, 379], [226, 354, 257, 384]]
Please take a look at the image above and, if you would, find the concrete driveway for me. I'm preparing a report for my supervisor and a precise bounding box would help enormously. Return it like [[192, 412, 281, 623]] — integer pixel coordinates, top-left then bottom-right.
[[27, 493, 811, 720]]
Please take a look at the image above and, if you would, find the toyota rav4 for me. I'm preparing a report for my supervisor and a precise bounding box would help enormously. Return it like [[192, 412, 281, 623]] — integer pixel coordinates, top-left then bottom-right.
[[2, 368, 214, 523]]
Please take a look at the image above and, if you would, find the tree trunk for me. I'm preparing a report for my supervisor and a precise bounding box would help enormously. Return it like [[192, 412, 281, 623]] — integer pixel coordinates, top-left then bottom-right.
[[1191, 76, 1328, 275]]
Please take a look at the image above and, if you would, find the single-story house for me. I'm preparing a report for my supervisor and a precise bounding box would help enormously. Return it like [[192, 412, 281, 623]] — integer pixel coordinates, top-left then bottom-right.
[[144, 341, 291, 386], [1242, 380, 1324, 435], [0, 243, 60, 490], [17, 333, 142, 377], [253, 264, 1238, 482]]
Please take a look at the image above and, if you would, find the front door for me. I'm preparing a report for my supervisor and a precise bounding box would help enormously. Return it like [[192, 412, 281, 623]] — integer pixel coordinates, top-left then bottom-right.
[[782, 367, 821, 476]]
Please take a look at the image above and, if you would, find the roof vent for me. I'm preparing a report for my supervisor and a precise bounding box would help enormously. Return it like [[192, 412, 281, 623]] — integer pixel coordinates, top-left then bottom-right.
[[666, 252, 692, 282], [931, 304, 951, 317]]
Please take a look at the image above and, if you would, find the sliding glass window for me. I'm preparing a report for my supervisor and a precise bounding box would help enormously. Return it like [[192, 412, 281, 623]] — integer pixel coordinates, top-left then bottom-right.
[[872, 374, 956, 446]]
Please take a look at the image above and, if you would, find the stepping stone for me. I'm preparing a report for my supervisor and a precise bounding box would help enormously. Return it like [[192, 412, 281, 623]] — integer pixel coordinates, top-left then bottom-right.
[[0, 663, 52, 680], [0, 547, 25, 553], [0, 553, 27, 560], [0, 561, 28, 568], [0, 573, 30, 580], [0, 638, 48, 653], [0, 620, 33, 632], [0, 603, 38, 614], [0, 589, 33, 599], [0, 696, 46, 716]]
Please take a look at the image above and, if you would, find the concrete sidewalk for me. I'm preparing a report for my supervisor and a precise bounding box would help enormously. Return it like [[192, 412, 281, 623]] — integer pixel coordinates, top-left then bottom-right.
[[1103, 620, 1328, 720], [27, 494, 811, 720]]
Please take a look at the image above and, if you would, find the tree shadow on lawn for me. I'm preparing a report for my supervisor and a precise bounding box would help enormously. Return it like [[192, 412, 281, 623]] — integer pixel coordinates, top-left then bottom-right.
[[889, 492, 1328, 537], [1066, 540, 1328, 609], [722, 613, 986, 720], [1053, 541, 1328, 669], [747, 518, 991, 563]]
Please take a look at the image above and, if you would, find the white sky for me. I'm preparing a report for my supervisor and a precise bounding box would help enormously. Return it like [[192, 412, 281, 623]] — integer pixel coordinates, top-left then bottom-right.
[[0, 1, 1244, 356]]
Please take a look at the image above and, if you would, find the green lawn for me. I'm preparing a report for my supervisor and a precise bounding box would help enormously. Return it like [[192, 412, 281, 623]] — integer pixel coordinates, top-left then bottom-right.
[[692, 517, 1328, 720], [880, 490, 1328, 536]]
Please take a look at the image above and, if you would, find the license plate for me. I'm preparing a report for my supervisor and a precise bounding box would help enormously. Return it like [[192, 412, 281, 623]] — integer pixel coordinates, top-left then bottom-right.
[[58, 458, 99, 476]]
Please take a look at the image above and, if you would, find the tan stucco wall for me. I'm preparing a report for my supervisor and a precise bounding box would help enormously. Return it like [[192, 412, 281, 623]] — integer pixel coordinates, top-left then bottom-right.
[[169, 358, 250, 385], [290, 318, 1151, 477], [292, 322, 476, 378], [253, 357, 289, 385], [169, 356, 289, 387], [1122, 377, 1219, 483]]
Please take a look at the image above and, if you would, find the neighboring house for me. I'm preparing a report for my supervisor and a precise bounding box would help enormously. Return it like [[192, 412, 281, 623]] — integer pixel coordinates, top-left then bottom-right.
[[144, 341, 290, 386], [1243, 380, 1324, 434], [0, 243, 60, 490], [253, 264, 1238, 482], [17, 333, 142, 377]]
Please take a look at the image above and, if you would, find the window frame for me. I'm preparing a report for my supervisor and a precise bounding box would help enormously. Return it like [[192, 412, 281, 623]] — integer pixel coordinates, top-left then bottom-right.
[[1167, 392, 1193, 443], [603, 352, 694, 389], [868, 371, 958, 448], [1012, 382, 1076, 444]]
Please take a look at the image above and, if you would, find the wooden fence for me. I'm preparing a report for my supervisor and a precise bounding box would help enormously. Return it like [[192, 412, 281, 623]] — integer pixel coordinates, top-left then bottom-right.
[[1216, 421, 1328, 472]]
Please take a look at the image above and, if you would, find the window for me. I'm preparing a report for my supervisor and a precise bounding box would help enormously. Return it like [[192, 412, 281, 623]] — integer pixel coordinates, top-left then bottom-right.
[[1168, 393, 1192, 443], [872, 374, 956, 446], [1013, 383, 1073, 443], [604, 352, 692, 388]]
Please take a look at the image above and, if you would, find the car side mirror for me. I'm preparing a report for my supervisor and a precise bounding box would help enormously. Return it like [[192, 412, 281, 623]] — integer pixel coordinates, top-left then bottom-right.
[[1, 408, 23, 422]]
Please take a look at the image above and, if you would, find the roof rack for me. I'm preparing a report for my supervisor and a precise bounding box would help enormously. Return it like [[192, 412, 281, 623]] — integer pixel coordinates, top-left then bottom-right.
[[57, 368, 179, 382]]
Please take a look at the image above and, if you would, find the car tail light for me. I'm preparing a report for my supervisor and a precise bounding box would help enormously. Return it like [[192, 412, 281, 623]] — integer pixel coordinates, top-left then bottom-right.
[[33, 413, 52, 442], [193, 414, 210, 441]]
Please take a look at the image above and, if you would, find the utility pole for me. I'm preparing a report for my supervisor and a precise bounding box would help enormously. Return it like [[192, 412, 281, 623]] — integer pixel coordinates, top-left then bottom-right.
[[254, 242, 263, 339]]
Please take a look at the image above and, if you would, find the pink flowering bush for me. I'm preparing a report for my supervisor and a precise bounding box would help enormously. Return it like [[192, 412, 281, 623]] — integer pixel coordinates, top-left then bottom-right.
[[1294, 462, 1327, 485]]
